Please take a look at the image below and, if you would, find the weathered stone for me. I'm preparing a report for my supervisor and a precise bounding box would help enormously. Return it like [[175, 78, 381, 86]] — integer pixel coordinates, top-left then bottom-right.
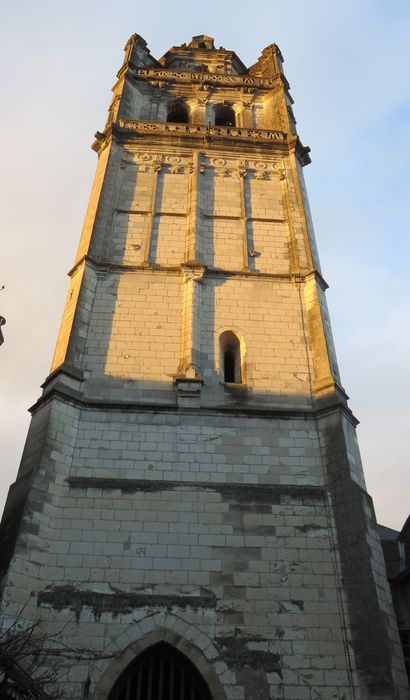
[[0, 32, 408, 700]]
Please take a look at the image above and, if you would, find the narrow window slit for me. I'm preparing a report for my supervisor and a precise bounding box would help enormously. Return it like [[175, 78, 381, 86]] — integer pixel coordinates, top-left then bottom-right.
[[219, 331, 244, 384], [224, 349, 236, 383]]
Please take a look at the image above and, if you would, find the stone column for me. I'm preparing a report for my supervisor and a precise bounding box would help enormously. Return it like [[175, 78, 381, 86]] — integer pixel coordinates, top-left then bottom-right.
[[235, 93, 254, 128], [185, 151, 201, 261], [237, 160, 249, 271], [176, 263, 206, 406], [144, 155, 162, 264], [190, 88, 209, 125], [179, 263, 206, 378], [278, 161, 300, 274]]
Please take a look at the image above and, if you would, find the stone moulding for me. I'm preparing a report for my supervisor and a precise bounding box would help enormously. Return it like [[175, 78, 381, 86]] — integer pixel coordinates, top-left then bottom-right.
[[37, 587, 217, 621], [116, 119, 285, 143], [66, 476, 325, 503], [135, 67, 276, 89]]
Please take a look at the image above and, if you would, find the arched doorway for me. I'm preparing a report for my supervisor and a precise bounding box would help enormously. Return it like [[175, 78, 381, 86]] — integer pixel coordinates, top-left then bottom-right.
[[107, 642, 213, 700]]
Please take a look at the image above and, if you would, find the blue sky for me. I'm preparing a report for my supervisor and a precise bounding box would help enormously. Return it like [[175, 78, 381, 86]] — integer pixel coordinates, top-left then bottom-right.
[[1, 0, 409, 529]]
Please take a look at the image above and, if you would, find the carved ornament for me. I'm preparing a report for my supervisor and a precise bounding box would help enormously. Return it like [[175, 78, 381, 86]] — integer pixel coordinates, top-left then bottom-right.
[[118, 119, 285, 144], [211, 158, 229, 177], [152, 155, 162, 172], [181, 264, 207, 284], [237, 159, 247, 177], [135, 67, 276, 89], [194, 86, 210, 107]]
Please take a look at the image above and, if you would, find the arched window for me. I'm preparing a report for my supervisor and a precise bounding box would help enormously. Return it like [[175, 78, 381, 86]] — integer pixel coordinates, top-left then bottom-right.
[[219, 331, 243, 384], [107, 643, 213, 700], [167, 101, 189, 124], [214, 104, 236, 127]]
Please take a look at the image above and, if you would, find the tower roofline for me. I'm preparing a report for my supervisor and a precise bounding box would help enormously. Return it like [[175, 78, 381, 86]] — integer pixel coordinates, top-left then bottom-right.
[[159, 35, 248, 74]]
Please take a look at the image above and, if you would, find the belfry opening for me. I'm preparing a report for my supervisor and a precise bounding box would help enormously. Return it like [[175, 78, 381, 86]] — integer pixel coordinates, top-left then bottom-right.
[[167, 100, 189, 124]]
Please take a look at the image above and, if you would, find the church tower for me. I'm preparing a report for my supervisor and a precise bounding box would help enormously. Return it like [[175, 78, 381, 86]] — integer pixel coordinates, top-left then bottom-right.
[[1, 34, 409, 699]]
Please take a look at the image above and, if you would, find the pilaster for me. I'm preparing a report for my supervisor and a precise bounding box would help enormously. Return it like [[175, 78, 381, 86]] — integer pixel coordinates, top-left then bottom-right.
[[179, 263, 207, 379]]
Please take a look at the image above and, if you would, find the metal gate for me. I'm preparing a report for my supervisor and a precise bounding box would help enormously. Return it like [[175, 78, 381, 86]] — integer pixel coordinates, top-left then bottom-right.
[[107, 643, 213, 700]]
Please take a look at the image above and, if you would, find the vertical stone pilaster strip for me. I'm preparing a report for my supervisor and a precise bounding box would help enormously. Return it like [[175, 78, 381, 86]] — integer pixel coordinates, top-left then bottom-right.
[[74, 141, 112, 264], [238, 161, 249, 271], [149, 98, 160, 121], [103, 152, 126, 262], [186, 151, 200, 261], [179, 265, 206, 377], [288, 145, 315, 270], [279, 160, 300, 275], [303, 272, 336, 396], [238, 93, 254, 128], [144, 156, 161, 264], [192, 89, 208, 126]]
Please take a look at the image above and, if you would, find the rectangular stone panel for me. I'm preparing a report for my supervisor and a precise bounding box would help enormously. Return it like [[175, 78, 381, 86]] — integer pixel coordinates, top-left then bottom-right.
[[158, 172, 189, 215], [247, 221, 290, 274], [82, 272, 182, 380], [110, 212, 148, 265], [246, 177, 284, 220], [151, 215, 186, 266], [203, 170, 241, 218], [211, 278, 311, 395], [118, 169, 152, 211], [213, 220, 243, 271]]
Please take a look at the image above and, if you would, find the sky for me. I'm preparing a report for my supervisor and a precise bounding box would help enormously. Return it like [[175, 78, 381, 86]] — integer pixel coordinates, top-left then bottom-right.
[[1, 0, 409, 530]]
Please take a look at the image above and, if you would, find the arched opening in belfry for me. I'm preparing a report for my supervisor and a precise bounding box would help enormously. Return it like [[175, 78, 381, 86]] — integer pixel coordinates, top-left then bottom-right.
[[166, 100, 189, 124], [107, 642, 213, 700], [220, 331, 243, 384], [214, 104, 236, 127]]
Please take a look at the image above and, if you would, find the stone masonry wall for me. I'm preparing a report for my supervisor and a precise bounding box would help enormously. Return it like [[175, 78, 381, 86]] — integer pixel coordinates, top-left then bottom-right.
[[3, 41, 408, 698], [1, 400, 363, 699]]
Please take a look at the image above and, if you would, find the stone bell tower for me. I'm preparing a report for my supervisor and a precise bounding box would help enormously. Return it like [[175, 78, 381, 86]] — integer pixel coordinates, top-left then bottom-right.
[[1, 33, 409, 700]]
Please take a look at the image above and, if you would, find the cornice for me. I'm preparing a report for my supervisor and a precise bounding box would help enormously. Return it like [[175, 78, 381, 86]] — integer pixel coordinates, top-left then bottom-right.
[[115, 119, 285, 145], [41, 363, 84, 390], [92, 121, 310, 166], [30, 378, 356, 426], [67, 476, 325, 501], [92, 128, 113, 154], [287, 134, 311, 166], [67, 257, 330, 288], [134, 67, 278, 90], [303, 268, 329, 291]]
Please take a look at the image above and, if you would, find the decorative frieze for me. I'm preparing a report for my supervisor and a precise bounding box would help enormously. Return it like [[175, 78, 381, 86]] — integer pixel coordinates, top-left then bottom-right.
[[135, 67, 276, 89], [117, 119, 285, 143], [120, 152, 196, 174], [237, 159, 247, 178]]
